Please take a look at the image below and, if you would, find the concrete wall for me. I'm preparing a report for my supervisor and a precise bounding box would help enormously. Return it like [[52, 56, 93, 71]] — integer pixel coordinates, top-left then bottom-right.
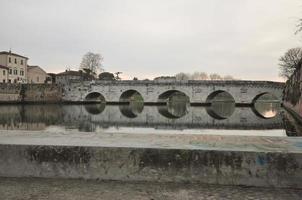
[[283, 63, 302, 118], [22, 84, 62, 103], [63, 80, 284, 104], [0, 84, 22, 102], [0, 83, 62, 103], [0, 144, 301, 188]]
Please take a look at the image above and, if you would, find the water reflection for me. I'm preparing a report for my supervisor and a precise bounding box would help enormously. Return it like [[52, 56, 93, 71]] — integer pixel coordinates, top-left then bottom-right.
[[253, 102, 280, 119], [0, 102, 298, 136], [206, 102, 235, 120], [253, 93, 280, 119], [120, 101, 144, 118], [205, 91, 235, 120], [158, 102, 189, 119], [84, 103, 106, 115]]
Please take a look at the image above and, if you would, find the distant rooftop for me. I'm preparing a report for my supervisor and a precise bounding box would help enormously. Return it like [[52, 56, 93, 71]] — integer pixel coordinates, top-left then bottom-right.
[[27, 65, 47, 74], [56, 70, 95, 80], [56, 70, 82, 76], [0, 51, 28, 59]]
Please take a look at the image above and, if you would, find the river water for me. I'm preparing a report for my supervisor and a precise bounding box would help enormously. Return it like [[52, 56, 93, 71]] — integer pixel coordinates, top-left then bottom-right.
[[0, 100, 300, 137]]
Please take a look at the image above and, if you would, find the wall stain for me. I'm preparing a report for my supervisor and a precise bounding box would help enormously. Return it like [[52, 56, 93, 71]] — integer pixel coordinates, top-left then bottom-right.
[[138, 149, 244, 172], [267, 154, 300, 173], [27, 146, 91, 164]]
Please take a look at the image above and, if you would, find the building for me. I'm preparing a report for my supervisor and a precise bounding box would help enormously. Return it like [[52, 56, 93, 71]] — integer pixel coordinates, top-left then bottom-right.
[[0, 51, 28, 83], [27, 65, 49, 83], [0, 65, 8, 83], [47, 73, 56, 84], [56, 70, 95, 85]]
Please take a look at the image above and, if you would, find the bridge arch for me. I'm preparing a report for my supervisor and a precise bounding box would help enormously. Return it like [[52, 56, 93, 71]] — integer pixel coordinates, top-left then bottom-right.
[[157, 90, 189, 118], [252, 92, 279, 104], [119, 90, 144, 103], [158, 90, 190, 104], [252, 92, 280, 119], [85, 92, 106, 103], [206, 90, 235, 120], [206, 90, 235, 104]]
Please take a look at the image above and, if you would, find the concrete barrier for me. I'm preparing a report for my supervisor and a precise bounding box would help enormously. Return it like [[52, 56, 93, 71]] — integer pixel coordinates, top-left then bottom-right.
[[0, 131, 302, 188]]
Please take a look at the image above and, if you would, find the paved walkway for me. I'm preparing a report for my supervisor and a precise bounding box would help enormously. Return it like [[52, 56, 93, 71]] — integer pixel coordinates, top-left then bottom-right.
[[0, 178, 302, 200], [0, 130, 302, 153]]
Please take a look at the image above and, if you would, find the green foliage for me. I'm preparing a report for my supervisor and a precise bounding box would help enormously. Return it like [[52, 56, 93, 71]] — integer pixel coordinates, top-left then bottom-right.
[[98, 72, 115, 80]]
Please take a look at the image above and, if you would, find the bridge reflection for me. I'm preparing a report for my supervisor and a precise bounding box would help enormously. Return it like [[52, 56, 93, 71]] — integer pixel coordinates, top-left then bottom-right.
[[0, 101, 299, 135], [81, 103, 282, 129]]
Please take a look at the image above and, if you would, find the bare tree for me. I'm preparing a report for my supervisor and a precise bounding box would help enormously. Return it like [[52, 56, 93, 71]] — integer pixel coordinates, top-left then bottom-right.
[[175, 72, 190, 80], [296, 18, 302, 35], [175, 72, 235, 80], [191, 72, 208, 80], [199, 72, 208, 80], [80, 52, 104, 76], [279, 47, 302, 79], [209, 73, 222, 80], [223, 75, 234, 80]]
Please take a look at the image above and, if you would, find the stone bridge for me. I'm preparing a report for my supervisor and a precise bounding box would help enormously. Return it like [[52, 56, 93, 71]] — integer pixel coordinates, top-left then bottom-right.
[[62, 80, 284, 104]]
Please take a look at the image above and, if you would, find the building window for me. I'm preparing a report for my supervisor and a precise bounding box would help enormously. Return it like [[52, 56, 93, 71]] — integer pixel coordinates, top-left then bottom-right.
[[13, 69, 18, 75], [8, 79, 11, 83], [14, 58, 17, 64], [21, 60, 23, 65], [3, 80, 5, 83], [9, 57, 11, 63], [37, 77, 39, 82], [3, 70, 5, 76], [20, 70, 24, 76], [9, 69, 12, 74]]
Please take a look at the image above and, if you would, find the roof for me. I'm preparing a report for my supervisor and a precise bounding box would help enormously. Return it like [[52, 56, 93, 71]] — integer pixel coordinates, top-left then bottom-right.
[[27, 65, 47, 74], [0, 65, 8, 70], [56, 70, 95, 80], [0, 51, 28, 59], [56, 70, 82, 76]]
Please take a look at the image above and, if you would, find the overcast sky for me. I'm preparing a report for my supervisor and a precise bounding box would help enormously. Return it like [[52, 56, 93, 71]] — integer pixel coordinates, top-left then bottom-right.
[[0, 0, 302, 81]]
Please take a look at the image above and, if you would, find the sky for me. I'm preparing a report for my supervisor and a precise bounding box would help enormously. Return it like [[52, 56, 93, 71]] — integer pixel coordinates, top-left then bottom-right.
[[0, 0, 302, 81]]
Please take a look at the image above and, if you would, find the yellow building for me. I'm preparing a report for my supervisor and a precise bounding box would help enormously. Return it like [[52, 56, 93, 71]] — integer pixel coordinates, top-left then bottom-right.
[[27, 65, 49, 83], [0, 51, 28, 83]]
